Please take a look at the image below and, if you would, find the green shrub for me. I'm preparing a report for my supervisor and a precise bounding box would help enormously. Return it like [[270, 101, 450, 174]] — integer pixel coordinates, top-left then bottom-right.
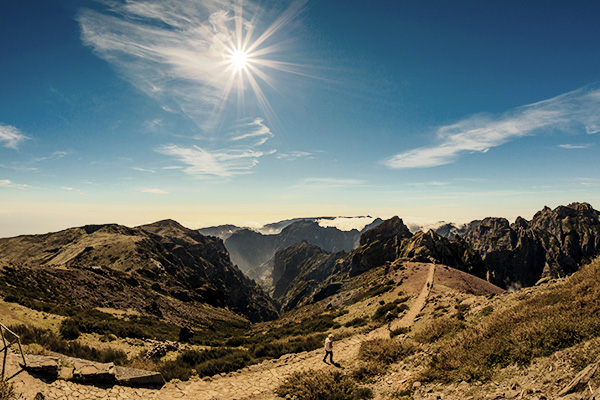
[[59, 319, 81, 340], [358, 338, 416, 365], [372, 298, 410, 322], [159, 348, 255, 380], [158, 359, 193, 381], [60, 309, 179, 341], [390, 327, 410, 338], [479, 305, 494, 317], [344, 317, 368, 328], [277, 369, 373, 400], [349, 283, 395, 304], [251, 334, 324, 359], [9, 324, 127, 365]]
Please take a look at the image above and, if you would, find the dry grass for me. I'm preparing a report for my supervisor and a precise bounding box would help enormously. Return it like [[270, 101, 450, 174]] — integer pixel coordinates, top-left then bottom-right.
[[0, 379, 19, 400], [413, 317, 465, 344], [276, 369, 373, 400], [358, 338, 416, 365], [421, 258, 600, 383]]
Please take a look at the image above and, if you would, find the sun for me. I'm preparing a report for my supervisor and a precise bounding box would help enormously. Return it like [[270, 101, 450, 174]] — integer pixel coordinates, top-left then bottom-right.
[[229, 49, 249, 71]]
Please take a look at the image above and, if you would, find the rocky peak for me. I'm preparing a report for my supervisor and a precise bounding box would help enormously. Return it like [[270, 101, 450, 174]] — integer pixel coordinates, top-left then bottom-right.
[[512, 216, 529, 230], [359, 216, 412, 247]]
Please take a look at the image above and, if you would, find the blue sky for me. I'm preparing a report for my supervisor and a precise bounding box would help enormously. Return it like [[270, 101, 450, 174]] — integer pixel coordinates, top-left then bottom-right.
[[1, 0, 600, 237]]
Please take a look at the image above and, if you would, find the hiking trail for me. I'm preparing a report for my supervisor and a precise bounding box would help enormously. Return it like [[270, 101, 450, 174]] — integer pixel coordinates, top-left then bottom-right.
[[4, 263, 436, 400]]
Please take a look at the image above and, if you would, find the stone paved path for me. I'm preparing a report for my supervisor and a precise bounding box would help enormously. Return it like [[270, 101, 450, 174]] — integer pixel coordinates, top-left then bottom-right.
[[4, 263, 436, 400]]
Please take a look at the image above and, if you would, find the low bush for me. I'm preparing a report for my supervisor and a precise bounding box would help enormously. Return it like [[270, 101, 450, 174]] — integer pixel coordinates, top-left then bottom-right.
[[358, 338, 416, 365], [251, 334, 324, 359], [351, 361, 387, 382], [390, 327, 410, 338], [372, 297, 410, 322], [413, 317, 465, 344], [277, 369, 373, 400], [349, 283, 395, 304], [9, 324, 127, 365], [158, 348, 254, 381], [344, 317, 368, 328], [60, 309, 179, 341]]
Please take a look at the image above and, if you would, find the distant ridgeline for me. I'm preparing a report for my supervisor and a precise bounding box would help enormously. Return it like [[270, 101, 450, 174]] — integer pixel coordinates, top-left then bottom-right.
[[269, 203, 600, 312], [199, 218, 383, 288], [0, 203, 597, 322]]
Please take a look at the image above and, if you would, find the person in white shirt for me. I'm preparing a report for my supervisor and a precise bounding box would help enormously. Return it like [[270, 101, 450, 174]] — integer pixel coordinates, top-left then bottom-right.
[[323, 334, 334, 363]]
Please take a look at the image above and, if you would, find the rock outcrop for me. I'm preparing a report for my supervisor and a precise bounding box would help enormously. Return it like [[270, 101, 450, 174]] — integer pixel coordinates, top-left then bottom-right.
[[462, 203, 600, 288]]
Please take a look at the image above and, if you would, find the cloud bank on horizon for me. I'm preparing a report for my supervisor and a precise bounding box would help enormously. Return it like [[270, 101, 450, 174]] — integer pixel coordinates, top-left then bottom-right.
[[384, 85, 600, 169]]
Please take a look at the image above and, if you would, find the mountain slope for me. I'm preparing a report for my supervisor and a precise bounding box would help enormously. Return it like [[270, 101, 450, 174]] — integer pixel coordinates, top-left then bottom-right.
[[0, 220, 278, 324]]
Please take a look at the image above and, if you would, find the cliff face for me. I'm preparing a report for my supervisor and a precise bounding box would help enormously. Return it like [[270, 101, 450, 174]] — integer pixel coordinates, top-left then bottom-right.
[[350, 216, 412, 276], [271, 241, 345, 312], [0, 220, 278, 323], [462, 202, 600, 288]]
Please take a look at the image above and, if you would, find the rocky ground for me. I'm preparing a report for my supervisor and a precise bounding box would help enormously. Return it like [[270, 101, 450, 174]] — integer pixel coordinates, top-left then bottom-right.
[[3, 262, 600, 400]]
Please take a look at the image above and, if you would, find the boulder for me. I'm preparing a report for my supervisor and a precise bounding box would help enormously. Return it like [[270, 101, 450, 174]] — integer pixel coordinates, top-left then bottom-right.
[[72, 360, 117, 384], [115, 366, 165, 387], [22, 355, 60, 380]]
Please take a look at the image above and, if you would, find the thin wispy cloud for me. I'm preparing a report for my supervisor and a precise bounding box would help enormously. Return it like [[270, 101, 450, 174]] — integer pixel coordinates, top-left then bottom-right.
[[558, 143, 591, 149], [0, 124, 28, 149], [132, 167, 156, 173], [300, 177, 366, 188], [228, 118, 273, 146], [141, 188, 169, 194], [277, 150, 318, 161], [0, 179, 30, 190], [384, 86, 600, 169], [35, 151, 67, 162], [157, 145, 265, 178], [157, 118, 275, 177]]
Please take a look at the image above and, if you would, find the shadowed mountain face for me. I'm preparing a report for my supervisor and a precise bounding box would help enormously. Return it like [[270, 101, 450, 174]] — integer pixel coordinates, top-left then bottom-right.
[[221, 219, 384, 285], [271, 203, 600, 310], [462, 202, 600, 288], [0, 220, 278, 323], [272, 217, 482, 311]]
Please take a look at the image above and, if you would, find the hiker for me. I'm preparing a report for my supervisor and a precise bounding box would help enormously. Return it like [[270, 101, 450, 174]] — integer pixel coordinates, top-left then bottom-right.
[[386, 310, 394, 330], [323, 334, 334, 363]]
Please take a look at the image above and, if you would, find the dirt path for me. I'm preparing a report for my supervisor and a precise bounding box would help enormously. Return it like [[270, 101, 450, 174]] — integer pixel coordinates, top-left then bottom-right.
[[389, 263, 435, 332], [4, 263, 437, 400]]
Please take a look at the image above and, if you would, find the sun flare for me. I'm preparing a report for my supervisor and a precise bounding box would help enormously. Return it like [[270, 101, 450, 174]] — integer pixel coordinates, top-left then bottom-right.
[[230, 49, 249, 71]]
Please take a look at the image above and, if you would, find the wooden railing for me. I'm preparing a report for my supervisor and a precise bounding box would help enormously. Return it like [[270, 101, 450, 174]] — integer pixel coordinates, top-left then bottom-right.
[[1, 323, 26, 379]]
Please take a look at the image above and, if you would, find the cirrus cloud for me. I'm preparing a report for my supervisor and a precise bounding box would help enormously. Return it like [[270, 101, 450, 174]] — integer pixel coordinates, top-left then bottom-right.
[[384, 85, 600, 169], [0, 124, 28, 149]]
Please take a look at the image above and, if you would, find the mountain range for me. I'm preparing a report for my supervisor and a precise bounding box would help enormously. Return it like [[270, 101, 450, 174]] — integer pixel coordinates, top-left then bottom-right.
[[269, 202, 600, 311], [199, 217, 383, 289], [1, 202, 598, 328]]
